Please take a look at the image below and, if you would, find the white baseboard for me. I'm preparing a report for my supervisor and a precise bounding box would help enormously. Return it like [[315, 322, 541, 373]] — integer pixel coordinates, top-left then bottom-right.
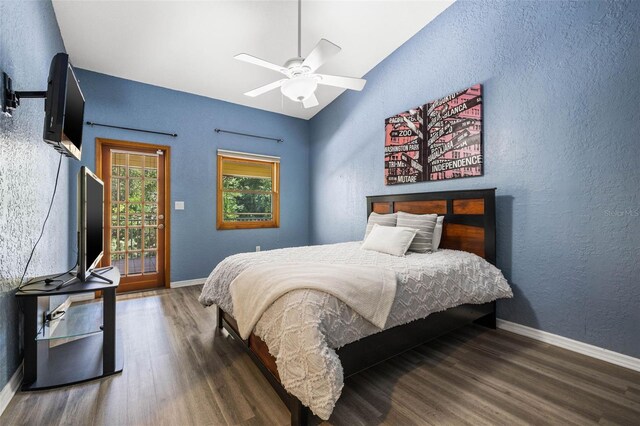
[[170, 278, 206, 288], [0, 363, 23, 417], [497, 319, 640, 372]]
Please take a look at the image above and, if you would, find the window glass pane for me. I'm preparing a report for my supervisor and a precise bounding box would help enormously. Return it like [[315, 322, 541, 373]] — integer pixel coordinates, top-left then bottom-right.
[[217, 155, 279, 228], [222, 160, 272, 178], [223, 192, 272, 222], [222, 176, 272, 191]]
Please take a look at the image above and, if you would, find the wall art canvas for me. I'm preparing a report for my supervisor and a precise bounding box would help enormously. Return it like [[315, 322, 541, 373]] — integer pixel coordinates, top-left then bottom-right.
[[384, 84, 483, 185], [384, 107, 424, 185]]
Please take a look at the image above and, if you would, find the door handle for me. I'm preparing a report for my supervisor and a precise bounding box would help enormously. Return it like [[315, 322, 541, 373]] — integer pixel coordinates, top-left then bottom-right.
[[158, 214, 164, 220], [158, 224, 165, 229]]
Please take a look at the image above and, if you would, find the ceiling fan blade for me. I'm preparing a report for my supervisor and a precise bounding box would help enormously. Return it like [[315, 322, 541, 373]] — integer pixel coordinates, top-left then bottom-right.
[[302, 93, 319, 109], [244, 79, 286, 97], [316, 74, 366, 91], [234, 53, 287, 75], [302, 39, 341, 72]]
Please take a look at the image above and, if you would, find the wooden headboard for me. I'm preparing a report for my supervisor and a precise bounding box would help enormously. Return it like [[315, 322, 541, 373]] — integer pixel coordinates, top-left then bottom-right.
[[366, 188, 496, 264]]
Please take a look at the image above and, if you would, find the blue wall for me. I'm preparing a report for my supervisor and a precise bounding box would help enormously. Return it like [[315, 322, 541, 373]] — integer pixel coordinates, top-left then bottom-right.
[[309, 0, 640, 358], [70, 70, 310, 282], [0, 1, 70, 390]]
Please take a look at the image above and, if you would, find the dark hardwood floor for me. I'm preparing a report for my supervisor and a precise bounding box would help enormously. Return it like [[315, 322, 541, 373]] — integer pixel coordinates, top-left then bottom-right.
[[2, 285, 639, 425]]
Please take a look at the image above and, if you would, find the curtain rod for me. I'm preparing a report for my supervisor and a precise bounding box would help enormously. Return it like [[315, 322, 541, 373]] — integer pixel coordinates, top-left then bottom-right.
[[86, 121, 178, 137], [214, 128, 283, 144]]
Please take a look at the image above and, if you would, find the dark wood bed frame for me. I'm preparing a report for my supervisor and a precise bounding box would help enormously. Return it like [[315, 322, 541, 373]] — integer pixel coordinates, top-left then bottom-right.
[[217, 188, 498, 425]]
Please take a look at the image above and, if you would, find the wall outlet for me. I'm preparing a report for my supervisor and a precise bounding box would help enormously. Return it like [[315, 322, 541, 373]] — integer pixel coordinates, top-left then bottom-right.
[[175, 201, 185, 210], [256, 246, 261, 252]]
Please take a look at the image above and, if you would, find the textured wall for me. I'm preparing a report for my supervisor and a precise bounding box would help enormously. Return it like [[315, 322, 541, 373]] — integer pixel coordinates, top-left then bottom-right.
[[70, 70, 310, 282], [309, 0, 640, 357], [0, 1, 70, 390]]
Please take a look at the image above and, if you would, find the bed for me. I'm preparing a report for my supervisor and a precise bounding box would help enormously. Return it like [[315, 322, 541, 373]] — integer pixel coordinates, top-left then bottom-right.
[[199, 188, 512, 425]]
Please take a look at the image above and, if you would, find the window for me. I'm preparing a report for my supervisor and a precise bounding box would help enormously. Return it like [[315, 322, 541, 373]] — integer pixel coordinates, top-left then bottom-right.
[[217, 150, 280, 230]]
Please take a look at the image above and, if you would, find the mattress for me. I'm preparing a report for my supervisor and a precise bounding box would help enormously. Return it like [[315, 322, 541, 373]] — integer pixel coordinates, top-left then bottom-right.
[[199, 241, 512, 420]]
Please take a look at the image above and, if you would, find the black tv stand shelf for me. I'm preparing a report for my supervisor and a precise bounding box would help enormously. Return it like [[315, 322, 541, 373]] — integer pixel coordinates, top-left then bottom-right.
[[16, 267, 123, 391]]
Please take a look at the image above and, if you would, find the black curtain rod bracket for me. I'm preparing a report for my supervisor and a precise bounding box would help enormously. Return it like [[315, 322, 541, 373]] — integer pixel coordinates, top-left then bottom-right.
[[86, 121, 177, 137], [215, 128, 283, 144]]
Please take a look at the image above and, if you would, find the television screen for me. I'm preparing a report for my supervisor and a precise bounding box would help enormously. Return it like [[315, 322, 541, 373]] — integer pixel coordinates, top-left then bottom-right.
[[78, 166, 104, 282], [43, 53, 85, 160]]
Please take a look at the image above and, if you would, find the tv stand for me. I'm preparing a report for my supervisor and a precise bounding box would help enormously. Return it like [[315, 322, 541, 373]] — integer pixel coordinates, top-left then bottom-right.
[[16, 267, 123, 390], [88, 267, 114, 284]]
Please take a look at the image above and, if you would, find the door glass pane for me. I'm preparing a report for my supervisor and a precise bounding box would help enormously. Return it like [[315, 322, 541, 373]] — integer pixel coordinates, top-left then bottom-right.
[[127, 251, 142, 275], [144, 180, 157, 203], [111, 178, 121, 202], [144, 203, 157, 225], [111, 228, 126, 252], [128, 203, 142, 226], [144, 228, 157, 250], [112, 165, 125, 177], [112, 253, 125, 275], [128, 228, 142, 251], [111, 203, 120, 227], [144, 251, 157, 273], [128, 155, 144, 176], [111, 152, 127, 167], [128, 178, 142, 202], [115, 203, 126, 226]]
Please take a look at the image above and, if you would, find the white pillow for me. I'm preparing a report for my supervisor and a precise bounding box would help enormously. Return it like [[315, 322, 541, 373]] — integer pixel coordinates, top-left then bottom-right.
[[361, 224, 418, 257], [433, 216, 444, 250]]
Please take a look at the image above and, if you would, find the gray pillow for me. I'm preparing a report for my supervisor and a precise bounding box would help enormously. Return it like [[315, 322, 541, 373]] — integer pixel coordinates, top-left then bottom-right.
[[364, 212, 397, 239], [396, 211, 438, 252]]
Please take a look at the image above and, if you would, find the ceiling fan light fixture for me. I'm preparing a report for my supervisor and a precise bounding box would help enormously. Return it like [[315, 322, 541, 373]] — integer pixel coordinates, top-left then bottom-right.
[[280, 77, 318, 102]]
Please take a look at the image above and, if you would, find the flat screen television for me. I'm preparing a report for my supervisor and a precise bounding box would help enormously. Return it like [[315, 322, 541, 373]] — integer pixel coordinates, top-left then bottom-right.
[[77, 166, 104, 282], [43, 53, 85, 160]]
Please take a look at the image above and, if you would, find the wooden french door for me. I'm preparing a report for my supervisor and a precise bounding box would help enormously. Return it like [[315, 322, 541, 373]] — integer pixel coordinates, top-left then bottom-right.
[[97, 139, 170, 292]]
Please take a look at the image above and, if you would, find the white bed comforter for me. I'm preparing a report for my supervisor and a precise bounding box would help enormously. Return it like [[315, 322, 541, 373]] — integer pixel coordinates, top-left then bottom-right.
[[199, 242, 512, 420]]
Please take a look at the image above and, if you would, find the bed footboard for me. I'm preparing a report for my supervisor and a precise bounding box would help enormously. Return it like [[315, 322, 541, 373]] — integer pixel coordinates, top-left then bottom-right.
[[217, 306, 309, 425]]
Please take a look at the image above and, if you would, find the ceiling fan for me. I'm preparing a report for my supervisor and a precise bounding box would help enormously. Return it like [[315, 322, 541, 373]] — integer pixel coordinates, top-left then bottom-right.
[[234, 0, 366, 109]]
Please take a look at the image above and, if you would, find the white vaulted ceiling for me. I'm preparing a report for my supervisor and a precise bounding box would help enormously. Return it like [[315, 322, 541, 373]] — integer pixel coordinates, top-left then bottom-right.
[[52, 0, 454, 120]]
